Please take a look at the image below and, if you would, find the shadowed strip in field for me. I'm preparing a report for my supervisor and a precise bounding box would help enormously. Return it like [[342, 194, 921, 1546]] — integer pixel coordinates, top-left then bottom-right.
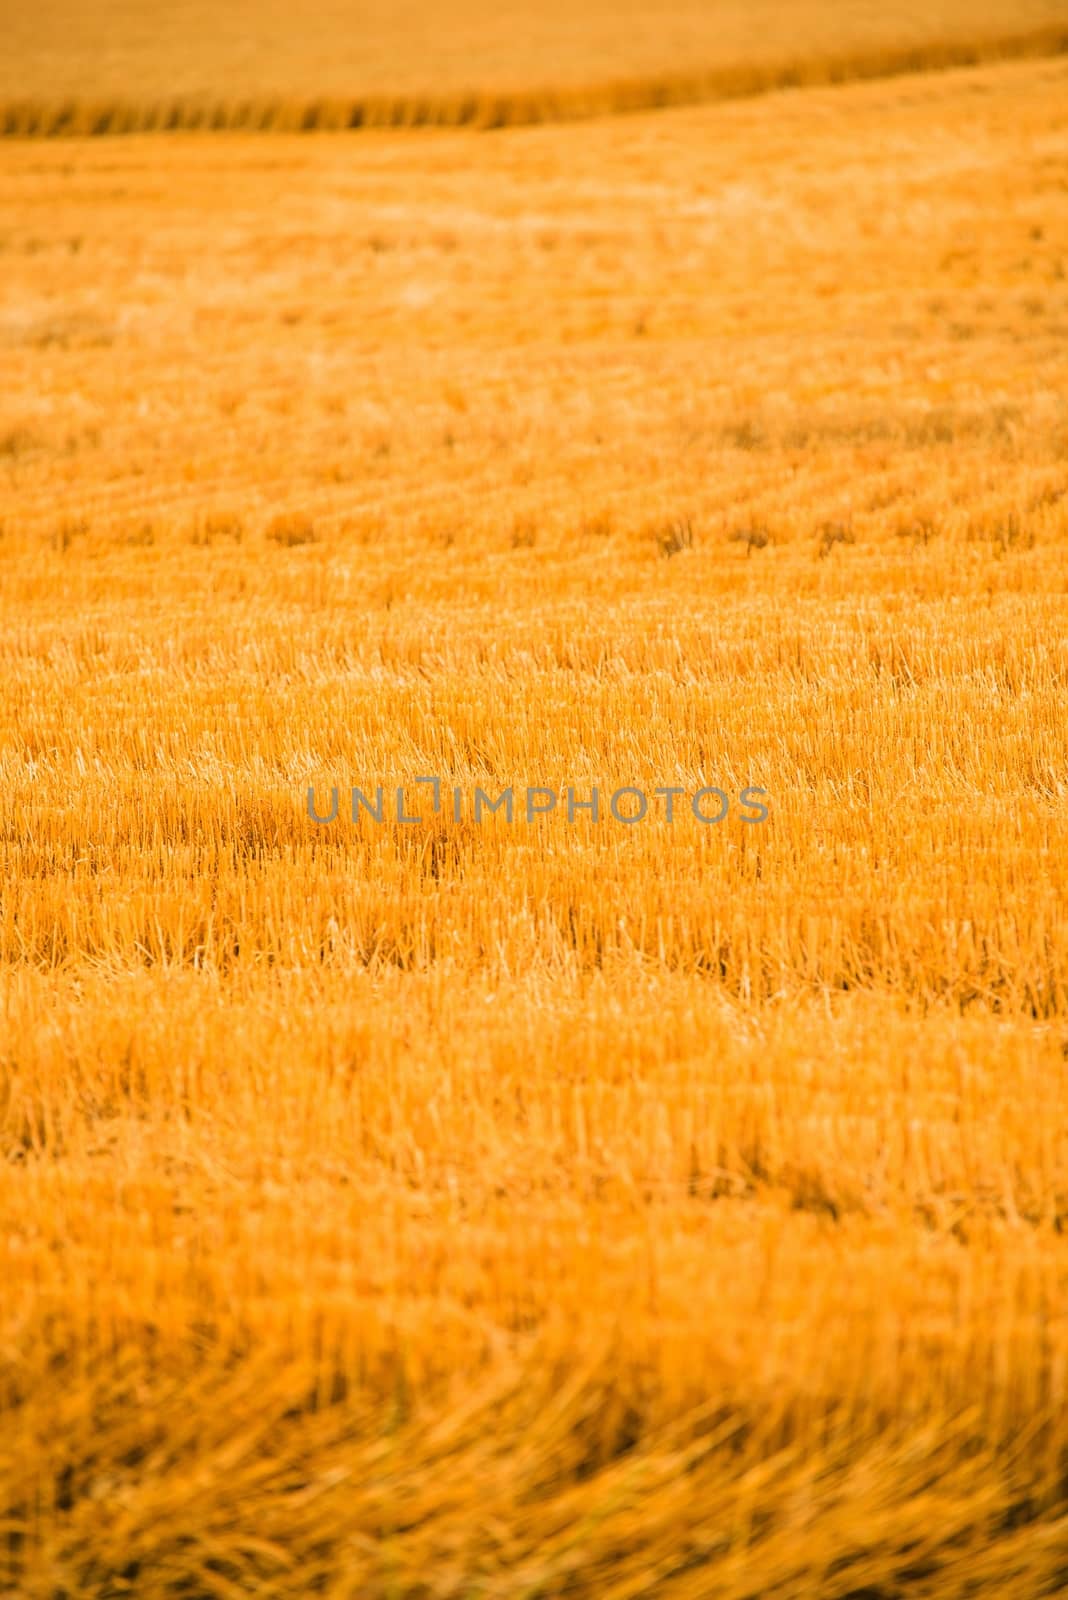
[[2, 22, 1068, 136]]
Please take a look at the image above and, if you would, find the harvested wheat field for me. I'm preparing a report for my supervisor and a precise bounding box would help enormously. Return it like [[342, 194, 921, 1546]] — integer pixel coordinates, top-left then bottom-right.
[[2, 13, 1068, 1599]]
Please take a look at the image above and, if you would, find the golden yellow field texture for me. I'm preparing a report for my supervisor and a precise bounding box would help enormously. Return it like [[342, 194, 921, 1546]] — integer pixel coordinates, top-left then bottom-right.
[[2, 47, 1068, 1600], [1, 0, 1068, 131]]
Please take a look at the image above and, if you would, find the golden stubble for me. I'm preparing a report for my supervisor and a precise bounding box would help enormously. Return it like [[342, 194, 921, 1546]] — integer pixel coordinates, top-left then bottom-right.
[[0, 50, 1067, 1600]]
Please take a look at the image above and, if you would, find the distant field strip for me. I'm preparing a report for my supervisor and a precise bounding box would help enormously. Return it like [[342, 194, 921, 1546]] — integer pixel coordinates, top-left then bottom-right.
[[3, 7, 1068, 134]]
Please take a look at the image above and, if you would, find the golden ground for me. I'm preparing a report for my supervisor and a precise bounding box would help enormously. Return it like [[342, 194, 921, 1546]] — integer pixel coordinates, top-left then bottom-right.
[[1, 0, 1067, 129], [1, 50, 1068, 1600]]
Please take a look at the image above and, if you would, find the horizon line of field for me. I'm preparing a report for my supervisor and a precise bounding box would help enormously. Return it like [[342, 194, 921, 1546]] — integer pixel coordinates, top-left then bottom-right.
[[2, 23, 1067, 139]]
